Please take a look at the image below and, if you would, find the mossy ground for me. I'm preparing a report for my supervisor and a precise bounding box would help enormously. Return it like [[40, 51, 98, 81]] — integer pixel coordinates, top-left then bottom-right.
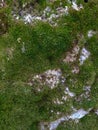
[[0, 0, 98, 130]]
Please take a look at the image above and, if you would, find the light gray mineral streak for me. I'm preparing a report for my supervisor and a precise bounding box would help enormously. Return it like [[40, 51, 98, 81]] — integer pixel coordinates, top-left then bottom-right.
[[79, 48, 90, 65], [48, 108, 91, 130], [69, 109, 88, 119], [88, 30, 96, 38], [49, 117, 68, 130]]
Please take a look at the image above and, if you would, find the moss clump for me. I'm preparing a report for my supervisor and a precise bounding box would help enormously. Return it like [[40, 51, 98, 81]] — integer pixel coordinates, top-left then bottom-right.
[[0, 0, 98, 129]]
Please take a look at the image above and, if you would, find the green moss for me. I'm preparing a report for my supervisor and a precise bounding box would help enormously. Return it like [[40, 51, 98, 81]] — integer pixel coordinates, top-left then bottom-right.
[[0, 0, 98, 129]]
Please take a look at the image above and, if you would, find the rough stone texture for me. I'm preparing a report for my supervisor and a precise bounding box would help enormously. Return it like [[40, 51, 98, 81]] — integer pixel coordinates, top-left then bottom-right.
[[28, 69, 65, 90]]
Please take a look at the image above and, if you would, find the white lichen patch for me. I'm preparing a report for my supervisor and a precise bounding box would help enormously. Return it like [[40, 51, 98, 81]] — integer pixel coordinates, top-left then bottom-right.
[[64, 87, 75, 97], [57, 112, 61, 115], [53, 87, 75, 105], [12, 4, 69, 26], [83, 86, 91, 92], [56, 6, 69, 16], [44, 69, 62, 88], [51, 110, 54, 113], [72, 1, 83, 11], [41, 6, 69, 25], [12, 0, 84, 26], [95, 109, 98, 116], [79, 48, 90, 65], [28, 69, 65, 90], [87, 30, 96, 38], [17, 37, 21, 43], [50, 110, 61, 116], [23, 14, 42, 24], [72, 66, 79, 74], [23, 14, 33, 23], [0, 0, 6, 8], [62, 95, 67, 101], [63, 45, 90, 66], [53, 98, 64, 105], [63, 45, 80, 63]]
